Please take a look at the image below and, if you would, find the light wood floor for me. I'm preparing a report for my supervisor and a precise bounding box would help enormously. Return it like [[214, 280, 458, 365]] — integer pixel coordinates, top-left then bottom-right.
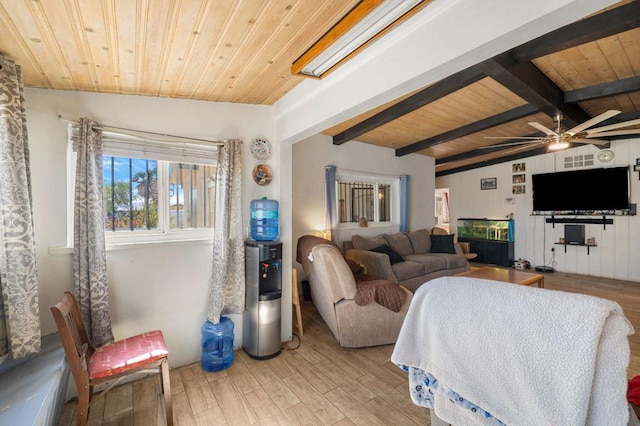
[[57, 269, 640, 425]]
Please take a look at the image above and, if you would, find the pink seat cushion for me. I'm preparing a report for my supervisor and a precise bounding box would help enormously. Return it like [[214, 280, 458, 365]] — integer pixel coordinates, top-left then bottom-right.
[[88, 330, 168, 380]]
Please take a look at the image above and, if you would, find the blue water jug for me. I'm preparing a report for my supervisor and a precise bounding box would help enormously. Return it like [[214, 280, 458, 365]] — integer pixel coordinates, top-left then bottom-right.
[[250, 198, 279, 241], [201, 317, 234, 372]]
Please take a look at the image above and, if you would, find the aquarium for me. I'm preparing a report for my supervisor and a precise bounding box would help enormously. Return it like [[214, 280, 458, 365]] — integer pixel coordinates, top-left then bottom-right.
[[457, 218, 514, 242]]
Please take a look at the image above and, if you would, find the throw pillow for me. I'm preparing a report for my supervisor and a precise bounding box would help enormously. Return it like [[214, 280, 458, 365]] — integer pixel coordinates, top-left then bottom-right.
[[370, 244, 404, 264], [430, 234, 456, 254]]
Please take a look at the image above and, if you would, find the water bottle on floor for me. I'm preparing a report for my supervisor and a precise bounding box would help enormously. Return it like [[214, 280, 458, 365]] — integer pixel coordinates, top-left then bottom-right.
[[201, 317, 234, 372]]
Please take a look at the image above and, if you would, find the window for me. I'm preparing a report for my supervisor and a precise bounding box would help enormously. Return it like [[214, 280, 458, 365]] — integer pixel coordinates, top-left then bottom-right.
[[102, 156, 215, 233], [103, 157, 158, 232], [69, 124, 219, 245], [336, 172, 398, 225]]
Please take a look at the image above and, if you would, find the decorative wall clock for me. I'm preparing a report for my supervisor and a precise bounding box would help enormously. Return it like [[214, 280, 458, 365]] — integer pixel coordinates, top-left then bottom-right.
[[250, 138, 272, 160], [597, 149, 614, 162]]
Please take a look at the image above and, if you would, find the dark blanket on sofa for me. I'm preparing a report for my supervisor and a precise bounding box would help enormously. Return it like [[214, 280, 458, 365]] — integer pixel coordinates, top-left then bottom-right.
[[355, 279, 406, 312]]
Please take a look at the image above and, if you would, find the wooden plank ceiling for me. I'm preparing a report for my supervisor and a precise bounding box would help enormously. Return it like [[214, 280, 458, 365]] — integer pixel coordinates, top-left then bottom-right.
[[1, 0, 639, 175], [0, 0, 361, 104]]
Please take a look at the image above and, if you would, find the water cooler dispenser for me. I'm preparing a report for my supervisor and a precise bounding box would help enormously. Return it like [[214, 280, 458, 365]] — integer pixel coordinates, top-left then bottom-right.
[[243, 240, 282, 359]]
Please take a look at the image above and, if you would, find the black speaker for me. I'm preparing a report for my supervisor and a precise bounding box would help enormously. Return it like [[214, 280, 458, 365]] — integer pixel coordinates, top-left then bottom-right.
[[630, 203, 637, 216], [565, 224, 585, 245]]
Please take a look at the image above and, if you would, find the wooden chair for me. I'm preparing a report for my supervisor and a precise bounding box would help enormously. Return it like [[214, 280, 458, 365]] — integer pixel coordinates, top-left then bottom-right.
[[51, 292, 173, 425]]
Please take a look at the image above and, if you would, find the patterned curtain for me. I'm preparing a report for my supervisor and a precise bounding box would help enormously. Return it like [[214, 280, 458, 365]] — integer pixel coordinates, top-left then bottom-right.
[[207, 140, 244, 324], [0, 56, 40, 358], [324, 165, 338, 244], [400, 175, 409, 232], [73, 117, 114, 347]]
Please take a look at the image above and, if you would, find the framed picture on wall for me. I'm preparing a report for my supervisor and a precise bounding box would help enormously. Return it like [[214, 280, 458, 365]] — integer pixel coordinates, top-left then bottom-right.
[[513, 184, 526, 194], [512, 162, 526, 173], [513, 174, 525, 184], [481, 177, 497, 190]]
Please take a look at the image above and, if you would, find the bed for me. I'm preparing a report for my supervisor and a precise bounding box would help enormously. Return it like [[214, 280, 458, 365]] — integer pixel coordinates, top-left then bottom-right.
[[0, 333, 70, 426]]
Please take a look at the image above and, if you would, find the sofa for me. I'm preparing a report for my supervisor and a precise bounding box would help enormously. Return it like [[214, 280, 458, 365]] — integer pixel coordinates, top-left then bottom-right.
[[297, 235, 412, 348], [344, 228, 470, 292]]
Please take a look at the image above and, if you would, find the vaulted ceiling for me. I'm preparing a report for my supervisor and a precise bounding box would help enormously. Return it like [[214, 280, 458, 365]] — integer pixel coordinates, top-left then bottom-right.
[[323, 0, 640, 176], [1, 0, 639, 175]]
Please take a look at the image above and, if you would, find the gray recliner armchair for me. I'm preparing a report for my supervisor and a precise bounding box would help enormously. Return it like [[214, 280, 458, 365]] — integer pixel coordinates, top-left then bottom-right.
[[297, 235, 412, 348]]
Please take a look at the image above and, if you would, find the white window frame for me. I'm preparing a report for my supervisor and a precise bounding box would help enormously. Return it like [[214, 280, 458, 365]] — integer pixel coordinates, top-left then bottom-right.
[[66, 124, 218, 247], [335, 169, 400, 228]]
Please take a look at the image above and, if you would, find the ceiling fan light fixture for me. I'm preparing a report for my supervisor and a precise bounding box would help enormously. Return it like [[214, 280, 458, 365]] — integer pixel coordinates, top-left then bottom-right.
[[548, 141, 570, 151], [291, 0, 429, 78], [486, 110, 640, 153]]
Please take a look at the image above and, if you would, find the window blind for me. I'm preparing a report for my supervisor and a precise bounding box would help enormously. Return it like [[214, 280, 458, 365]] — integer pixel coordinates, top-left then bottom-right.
[[70, 124, 220, 165]]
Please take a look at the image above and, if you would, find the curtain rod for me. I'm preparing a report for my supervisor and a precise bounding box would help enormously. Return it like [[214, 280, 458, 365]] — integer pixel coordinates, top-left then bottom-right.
[[57, 115, 227, 146]]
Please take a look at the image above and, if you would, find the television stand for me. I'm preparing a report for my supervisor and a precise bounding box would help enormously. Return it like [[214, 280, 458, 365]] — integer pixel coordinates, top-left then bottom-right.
[[535, 265, 555, 273]]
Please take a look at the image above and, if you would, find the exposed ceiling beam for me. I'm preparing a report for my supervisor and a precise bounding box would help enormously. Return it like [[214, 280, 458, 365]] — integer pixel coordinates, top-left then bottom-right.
[[435, 146, 550, 177], [511, 2, 640, 63], [435, 133, 546, 165], [396, 104, 539, 156], [332, 67, 485, 145], [476, 54, 590, 127], [564, 76, 640, 103]]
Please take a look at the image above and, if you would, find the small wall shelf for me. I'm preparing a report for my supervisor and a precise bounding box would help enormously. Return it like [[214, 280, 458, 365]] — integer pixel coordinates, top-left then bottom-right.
[[554, 242, 597, 255]]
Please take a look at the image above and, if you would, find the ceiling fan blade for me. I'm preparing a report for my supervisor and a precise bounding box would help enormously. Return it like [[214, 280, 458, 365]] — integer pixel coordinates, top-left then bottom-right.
[[585, 119, 640, 134], [566, 110, 620, 135], [528, 122, 557, 136], [478, 140, 543, 149], [483, 136, 544, 140], [586, 129, 640, 138], [573, 138, 609, 145]]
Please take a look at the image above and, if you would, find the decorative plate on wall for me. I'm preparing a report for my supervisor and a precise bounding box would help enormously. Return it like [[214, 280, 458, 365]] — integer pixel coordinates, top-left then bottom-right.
[[250, 138, 272, 160], [252, 164, 273, 186]]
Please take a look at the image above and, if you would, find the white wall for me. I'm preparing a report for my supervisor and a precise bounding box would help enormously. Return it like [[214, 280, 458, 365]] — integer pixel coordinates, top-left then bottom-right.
[[292, 134, 435, 277], [26, 88, 293, 368], [436, 139, 640, 282]]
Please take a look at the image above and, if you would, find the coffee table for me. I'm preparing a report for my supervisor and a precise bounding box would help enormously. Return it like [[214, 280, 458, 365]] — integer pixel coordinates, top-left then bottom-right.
[[455, 266, 545, 288]]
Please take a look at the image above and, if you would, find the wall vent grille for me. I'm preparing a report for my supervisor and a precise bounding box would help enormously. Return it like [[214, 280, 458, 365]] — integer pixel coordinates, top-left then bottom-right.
[[564, 154, 594, 169]]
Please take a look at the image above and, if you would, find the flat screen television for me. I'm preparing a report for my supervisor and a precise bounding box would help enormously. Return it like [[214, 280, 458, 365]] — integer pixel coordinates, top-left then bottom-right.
[[531, 166, 630, 213]]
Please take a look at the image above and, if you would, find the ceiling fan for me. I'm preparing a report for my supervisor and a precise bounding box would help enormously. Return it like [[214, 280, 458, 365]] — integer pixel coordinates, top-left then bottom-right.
[[482, 110, 640, 151]]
